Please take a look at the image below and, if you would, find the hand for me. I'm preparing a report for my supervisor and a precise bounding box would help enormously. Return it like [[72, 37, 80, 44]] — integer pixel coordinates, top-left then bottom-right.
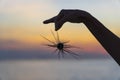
[[43, 9, 91, 31]]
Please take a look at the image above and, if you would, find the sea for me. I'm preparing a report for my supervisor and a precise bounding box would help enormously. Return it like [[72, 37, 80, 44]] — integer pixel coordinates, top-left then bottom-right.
[[0, 59, 120, 80]]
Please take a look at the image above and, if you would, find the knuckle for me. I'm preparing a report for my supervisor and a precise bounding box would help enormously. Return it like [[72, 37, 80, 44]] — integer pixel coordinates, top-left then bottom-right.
[[61, 9, 65, 11], [60, 9, 65, 13]]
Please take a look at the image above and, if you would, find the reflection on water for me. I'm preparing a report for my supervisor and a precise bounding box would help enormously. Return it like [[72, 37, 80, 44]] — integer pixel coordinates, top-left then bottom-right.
[[0, 59, 120, 80]]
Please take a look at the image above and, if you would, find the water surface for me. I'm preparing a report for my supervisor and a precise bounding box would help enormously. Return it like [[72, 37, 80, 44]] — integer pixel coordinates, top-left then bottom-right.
[[0, 59, 120, 80]]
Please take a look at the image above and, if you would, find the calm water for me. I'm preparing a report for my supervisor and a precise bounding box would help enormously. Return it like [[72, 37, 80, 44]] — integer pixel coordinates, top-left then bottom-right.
[[0, 59, 120, 80]]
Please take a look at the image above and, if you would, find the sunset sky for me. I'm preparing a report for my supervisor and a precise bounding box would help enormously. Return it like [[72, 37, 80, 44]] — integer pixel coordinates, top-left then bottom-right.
[[0, 0, 120, 59]]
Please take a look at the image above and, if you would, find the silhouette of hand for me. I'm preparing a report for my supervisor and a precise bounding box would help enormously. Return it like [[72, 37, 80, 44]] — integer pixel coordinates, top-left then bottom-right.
[[43, 9, 91, 31]]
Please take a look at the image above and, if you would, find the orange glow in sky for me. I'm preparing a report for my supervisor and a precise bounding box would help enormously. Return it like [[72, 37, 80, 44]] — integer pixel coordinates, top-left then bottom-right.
[[0, 0, 120, 55]]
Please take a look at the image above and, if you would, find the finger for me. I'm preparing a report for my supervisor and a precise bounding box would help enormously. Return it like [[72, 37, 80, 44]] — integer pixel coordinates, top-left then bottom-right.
[[55, 18, 66, 31], [43, 16, 56, 24], [55, 13, 71, 31], [56, 10, 65, 21], [55, 22, 64, 31]]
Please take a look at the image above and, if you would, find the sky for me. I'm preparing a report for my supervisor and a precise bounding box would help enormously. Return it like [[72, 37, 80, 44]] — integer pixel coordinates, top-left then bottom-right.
[[0, 0, 120, 59]]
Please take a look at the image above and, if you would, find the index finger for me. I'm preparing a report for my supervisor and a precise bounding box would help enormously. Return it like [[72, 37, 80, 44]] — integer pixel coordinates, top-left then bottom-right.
[[43, 16, 56, 24]]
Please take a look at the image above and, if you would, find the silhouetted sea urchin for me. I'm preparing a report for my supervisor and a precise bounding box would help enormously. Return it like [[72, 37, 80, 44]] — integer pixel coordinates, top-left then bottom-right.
[[40, 30, 81, 59]]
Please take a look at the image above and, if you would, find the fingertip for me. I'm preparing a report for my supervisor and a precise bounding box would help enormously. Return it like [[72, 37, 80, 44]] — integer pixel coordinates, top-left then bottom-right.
[[55, 28, 58, 31], [43, 16, 56, 24], [55, 24, 62, 31], [43, 20, 48, 24], [55, 26, 58, 31], [55, 25, 59, 31]]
